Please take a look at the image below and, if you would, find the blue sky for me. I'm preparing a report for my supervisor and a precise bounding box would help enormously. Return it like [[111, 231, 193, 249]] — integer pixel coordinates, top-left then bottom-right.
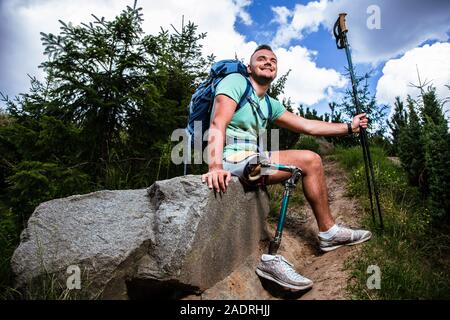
[[232, 0, 450, 116], [1, 0, 449, 119]]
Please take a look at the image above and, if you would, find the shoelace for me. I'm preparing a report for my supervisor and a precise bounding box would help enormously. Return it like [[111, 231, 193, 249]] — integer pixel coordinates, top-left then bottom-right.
[[275, 256, 305, 281], [336, 223, 358, 241]]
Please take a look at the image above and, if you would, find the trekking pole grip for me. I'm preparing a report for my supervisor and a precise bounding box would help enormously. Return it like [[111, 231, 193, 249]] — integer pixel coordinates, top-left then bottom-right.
[[338, 13, 348, 33]]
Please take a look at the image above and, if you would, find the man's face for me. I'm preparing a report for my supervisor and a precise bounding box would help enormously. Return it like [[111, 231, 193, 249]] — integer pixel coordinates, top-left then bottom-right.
[[248, 49, 278, 84]]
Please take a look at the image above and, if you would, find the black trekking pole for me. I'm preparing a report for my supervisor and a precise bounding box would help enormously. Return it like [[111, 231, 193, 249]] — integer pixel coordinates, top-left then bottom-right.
[[333, 13, 384, 230]]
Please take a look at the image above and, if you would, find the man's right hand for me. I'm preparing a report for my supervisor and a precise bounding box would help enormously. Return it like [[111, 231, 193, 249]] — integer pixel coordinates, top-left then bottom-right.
[[201, 168, 232, 193]]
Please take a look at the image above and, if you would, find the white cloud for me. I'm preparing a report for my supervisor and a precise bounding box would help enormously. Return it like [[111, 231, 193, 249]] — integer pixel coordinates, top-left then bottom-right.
[[271, 6, 292, 25], [271, 0, 327, 47], [135, 0, 257, 61], [269, 0, 450, 65], [0, 0, 256, 102], [0, 0, 132, 100], [274, 46, 347, 106], [233, 0, 253, 26], [376, 42, 450, 116]]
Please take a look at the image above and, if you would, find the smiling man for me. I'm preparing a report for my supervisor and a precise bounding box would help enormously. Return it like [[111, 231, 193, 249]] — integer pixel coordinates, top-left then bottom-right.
[[201, 44, 372, 291]]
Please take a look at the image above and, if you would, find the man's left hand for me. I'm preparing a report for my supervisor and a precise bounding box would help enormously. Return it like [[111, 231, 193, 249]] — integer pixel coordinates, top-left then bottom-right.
[[351, 113, 368, 133]]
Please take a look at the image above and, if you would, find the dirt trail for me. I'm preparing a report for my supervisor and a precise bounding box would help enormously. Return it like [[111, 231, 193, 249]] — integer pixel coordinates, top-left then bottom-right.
[[185, 158, 366, 300]]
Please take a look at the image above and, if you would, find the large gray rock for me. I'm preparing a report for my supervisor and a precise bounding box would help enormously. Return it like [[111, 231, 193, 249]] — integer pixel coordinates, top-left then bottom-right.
[[11, 175, 270, 299]]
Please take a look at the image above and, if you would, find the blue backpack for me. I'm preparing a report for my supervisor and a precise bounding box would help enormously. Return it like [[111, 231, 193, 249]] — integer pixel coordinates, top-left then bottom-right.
[[184, 59, 272, 174]]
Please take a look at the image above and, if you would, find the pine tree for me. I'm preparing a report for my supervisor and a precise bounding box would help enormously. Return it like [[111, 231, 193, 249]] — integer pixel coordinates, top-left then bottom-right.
[[328, 102, 337, 122], [303, 107, 321, 120], [339, 72, 388, 136], [420, 87, 450, 220], [387, 96, 408, 155], [398, 96, 425, 188], [36, 3, 164, 164], [268, 70, 290, 99], [0, 2, 213, 222]]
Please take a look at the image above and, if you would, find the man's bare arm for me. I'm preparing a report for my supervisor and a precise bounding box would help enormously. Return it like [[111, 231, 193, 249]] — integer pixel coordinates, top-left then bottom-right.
[[201, 94, 235, 192], [274, 111, 368, 136]]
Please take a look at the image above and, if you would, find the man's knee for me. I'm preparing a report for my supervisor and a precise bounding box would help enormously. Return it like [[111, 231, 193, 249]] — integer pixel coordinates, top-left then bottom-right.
[[274, 150, 322, 171], [300, 150, 322, 172]]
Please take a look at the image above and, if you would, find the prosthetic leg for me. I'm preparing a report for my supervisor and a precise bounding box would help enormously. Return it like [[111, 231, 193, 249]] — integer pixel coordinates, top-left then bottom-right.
[[244, 160, 303, 254]]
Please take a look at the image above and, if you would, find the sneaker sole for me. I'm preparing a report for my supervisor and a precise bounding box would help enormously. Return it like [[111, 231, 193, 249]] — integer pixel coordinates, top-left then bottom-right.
[[255, 268, 313, 291], [320, 233, 372, 252]]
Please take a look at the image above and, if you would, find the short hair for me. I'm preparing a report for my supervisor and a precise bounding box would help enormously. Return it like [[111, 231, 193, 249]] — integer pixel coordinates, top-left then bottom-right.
[[251, 44, 274, 59]]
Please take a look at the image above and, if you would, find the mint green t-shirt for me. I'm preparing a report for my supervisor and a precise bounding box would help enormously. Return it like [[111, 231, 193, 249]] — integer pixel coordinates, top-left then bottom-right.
[[211, 73, 287, 159]]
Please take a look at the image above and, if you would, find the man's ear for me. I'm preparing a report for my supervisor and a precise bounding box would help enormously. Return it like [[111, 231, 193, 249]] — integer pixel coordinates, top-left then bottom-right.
[[246, 65, 251, 75]]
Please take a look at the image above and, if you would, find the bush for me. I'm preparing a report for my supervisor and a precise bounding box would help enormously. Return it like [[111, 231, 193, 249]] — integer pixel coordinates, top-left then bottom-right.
[[0, 205, 18, 298], [294, 136, 320, 154], [6, 161, 92, 226]]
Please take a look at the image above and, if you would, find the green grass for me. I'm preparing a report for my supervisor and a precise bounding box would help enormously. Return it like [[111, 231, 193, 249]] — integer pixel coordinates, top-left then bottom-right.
[[335, 146, 450, 299], [2, 269, 101, 300]]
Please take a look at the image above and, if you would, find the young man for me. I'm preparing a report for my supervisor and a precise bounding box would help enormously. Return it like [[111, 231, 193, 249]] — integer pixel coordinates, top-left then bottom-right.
[[201, 44, 371, 291]]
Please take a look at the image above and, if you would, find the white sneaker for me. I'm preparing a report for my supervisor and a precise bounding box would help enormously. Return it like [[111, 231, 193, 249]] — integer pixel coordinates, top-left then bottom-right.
[[256, 254, 313, 290], [319, 224, 372, 252]]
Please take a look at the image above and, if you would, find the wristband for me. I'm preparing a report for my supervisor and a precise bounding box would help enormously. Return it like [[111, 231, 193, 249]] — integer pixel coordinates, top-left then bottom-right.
[[347, 123, 353, 135]]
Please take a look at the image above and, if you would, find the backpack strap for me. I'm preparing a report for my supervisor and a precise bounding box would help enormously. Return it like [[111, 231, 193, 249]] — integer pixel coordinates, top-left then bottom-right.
[[236, 79, 252, 111], [235, 77, 273, 122], [265, 95, 273, 123]]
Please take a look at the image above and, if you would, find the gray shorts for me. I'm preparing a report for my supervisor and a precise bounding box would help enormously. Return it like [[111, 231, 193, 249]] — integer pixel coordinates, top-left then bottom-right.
[[223, 151, 272, 186]]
